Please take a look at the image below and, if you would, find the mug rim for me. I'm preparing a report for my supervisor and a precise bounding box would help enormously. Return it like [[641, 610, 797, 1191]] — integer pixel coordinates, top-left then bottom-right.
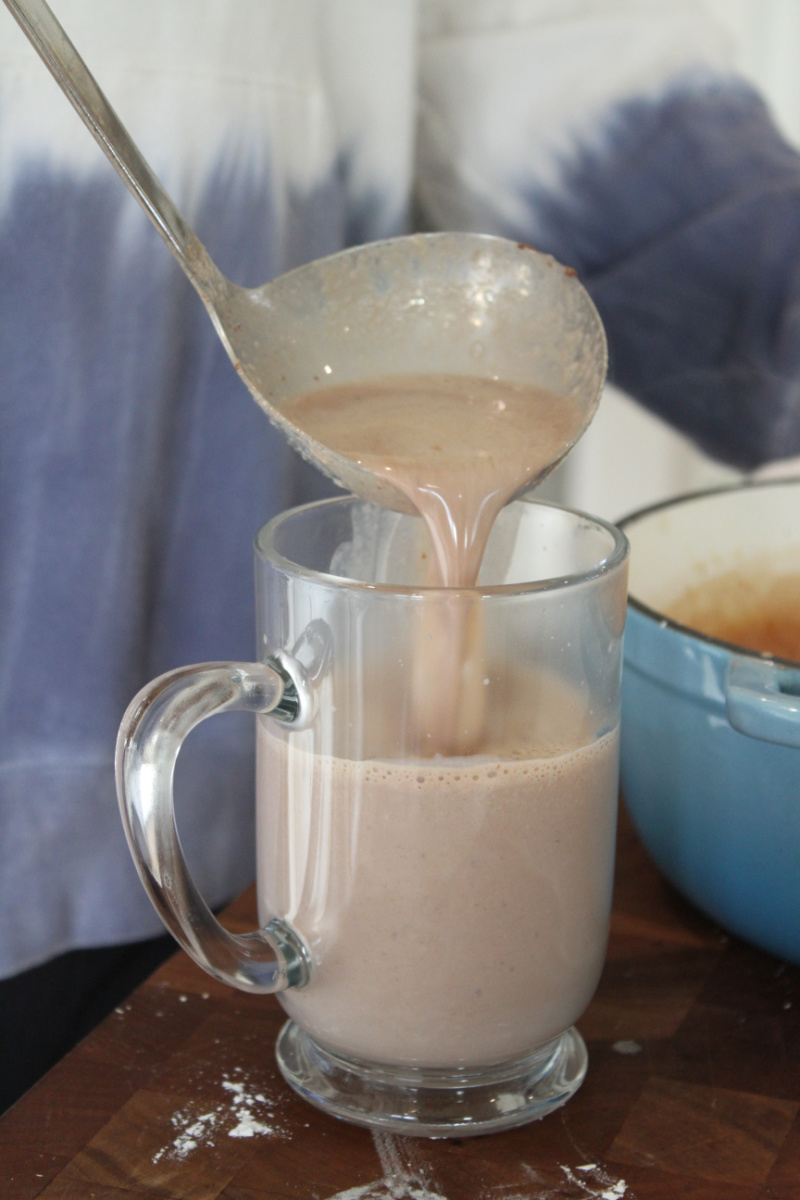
[[255, 494, 629, 597], [619, 476, 800, 666]]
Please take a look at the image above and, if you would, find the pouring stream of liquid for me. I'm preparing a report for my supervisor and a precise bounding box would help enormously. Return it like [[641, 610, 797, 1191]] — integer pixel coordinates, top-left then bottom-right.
[[283, 372, 591, 756], [282, 374, 585, 589]]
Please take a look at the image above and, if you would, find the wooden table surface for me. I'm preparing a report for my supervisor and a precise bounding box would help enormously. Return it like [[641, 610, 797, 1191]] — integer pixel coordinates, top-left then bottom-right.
[[3, 803, 800, 1200]]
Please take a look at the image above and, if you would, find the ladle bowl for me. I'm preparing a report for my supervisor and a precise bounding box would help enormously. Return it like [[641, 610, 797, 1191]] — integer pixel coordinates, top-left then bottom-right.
[[5, 0, 608, 509]]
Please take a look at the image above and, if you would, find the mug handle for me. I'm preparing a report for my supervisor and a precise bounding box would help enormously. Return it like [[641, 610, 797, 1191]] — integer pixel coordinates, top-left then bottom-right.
[[726, 657, 800, 749], [115, 659, 312, 993]]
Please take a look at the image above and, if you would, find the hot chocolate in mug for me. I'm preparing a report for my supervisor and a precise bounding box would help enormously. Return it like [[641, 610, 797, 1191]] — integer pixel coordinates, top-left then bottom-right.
[[116, 495, 628, 1137]]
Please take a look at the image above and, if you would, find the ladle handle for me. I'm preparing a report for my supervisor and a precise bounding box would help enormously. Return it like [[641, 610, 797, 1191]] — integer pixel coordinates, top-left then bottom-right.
[[4, 0, 221, 293], [115, 661, 311, 994]]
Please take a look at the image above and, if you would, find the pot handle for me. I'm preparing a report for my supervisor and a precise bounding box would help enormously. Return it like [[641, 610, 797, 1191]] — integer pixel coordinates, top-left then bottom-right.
[[725, 658, 800, 748], [115, 659, 312, 993]]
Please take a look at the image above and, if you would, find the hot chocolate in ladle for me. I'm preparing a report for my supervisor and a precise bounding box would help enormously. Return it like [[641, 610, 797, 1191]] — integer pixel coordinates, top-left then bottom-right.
[[5, 0, 607, 511]]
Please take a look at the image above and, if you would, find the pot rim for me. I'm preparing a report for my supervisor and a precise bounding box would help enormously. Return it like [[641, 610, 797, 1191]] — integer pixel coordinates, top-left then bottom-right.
[[619, 476, 800, 668]]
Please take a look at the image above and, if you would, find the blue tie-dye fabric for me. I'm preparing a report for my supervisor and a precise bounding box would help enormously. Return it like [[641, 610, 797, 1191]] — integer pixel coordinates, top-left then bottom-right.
[[523, 82, 800, 470], [0, 158, 352, 977]]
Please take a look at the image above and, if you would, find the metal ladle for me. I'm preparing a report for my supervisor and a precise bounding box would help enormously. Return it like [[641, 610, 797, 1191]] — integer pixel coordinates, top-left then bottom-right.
[[5, 0, 607, 512]]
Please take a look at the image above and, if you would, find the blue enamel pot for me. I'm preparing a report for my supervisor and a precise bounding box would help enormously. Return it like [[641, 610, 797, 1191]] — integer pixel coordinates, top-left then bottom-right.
[[619, 480, 800, 964]]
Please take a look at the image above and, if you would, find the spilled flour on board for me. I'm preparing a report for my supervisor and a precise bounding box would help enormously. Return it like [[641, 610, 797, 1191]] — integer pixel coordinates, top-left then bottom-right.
[[518, 1161, 630, 1200], [147, 1073, 631, 1199], [151, 1067, 282, 1163], [555, 1163, 629, 1199], [322, 1133, 448, 1199], [320, 1134, 631, 1200]]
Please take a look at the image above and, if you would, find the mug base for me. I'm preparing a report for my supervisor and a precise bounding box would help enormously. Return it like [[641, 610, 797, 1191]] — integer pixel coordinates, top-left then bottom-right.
[[275, 1021, 588, 1138]]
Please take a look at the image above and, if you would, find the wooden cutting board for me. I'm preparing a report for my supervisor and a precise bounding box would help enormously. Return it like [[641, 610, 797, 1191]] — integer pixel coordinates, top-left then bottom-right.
[[3, 803, 800, 1200]]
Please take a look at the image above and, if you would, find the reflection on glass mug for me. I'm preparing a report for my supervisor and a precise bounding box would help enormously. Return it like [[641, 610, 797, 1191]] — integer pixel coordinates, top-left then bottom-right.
[[116, 496, 628, 1137]]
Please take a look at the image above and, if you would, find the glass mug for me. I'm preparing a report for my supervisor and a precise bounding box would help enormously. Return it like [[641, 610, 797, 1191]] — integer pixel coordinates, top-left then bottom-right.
[[116, 495, 629, 1137]]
